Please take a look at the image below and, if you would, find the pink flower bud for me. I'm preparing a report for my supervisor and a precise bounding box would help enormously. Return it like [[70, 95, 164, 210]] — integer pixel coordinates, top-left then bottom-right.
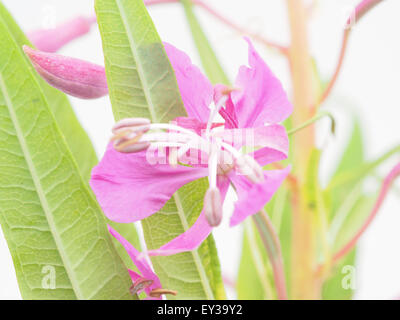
[[23, 46, 108, 99], [204, 187, 223, 227]]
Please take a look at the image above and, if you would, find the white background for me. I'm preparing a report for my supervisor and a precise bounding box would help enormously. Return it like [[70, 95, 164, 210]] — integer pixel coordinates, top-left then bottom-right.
[[0, 0, 399, 300]]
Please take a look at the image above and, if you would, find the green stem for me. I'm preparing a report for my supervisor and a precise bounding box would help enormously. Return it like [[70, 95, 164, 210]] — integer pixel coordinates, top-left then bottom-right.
[[287, 111, 335, 136]]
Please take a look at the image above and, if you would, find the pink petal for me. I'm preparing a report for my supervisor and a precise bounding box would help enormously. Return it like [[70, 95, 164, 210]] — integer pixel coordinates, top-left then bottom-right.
[[128, 269, 142, 282], [174, 117, 223, 135], [231, 38, 293, 127], [108, 226, 161, 299], [229, 166, 291, 227], [147, 176, 230, 256], [217, 125, 288, 152], [252, 147, 288, 167], [164, 42, 212, 122], [90, 144, 208, 223], [23, 46, 108, 99], [214, 84, 239, 129], [27, 16, 95, 53], [214, 84, 238, 129]]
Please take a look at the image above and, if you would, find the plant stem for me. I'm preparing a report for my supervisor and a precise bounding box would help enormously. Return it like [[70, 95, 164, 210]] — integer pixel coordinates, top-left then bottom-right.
[[286, 0, 320, 300], [315, 0, 385, 108], [252, 210, 288, 300], [287, 111, 335, 136]]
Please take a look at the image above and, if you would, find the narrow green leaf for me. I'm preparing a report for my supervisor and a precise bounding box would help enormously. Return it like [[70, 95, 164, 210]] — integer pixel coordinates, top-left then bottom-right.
[[322, 249, 356, 300], [332, 195, 376, 251], [0, 2, 97, 182], [180, 0, 230, 85], [322, 117, 365, 300], [237, 223, 271, 300], [95, 0, 225, 299], [0, 15, 133, 300], [96, 0, 186, 121], [326, 119, 365, 220]]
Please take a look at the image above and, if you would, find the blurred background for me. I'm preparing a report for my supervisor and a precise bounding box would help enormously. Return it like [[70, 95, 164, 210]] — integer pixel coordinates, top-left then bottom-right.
[[0, 0, 399, 299]]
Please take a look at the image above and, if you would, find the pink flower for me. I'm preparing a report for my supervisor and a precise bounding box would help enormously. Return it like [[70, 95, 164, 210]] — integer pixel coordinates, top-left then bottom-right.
[[90, 39, 292, 256], [108, 225, 177, 300]]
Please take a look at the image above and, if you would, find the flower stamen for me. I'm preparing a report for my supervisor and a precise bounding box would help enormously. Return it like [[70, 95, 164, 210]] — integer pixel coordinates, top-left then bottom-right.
[[149, 288, 178, 298], [129, 278, 154, 295]]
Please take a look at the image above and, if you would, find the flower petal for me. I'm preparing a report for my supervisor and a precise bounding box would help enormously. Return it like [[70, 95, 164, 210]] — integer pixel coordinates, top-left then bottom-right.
[[231, 38, 292, 127], [147, 176, 230, 256], [27, 16, 95, 53], [229, 166, 291, 227], [217, 125, 288, 152], [108, 226, 161, 299], [164, 42, 212, 122], [214, 84, 238, 129], [215, 125, 289, 166], [90, 144, 208, 223], [23, 46, 108, 99]]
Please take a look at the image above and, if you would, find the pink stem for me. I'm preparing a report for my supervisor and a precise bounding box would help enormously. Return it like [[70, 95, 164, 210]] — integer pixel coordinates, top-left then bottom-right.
[[333, 162, 400, 262], [316, 0, 385, 107], [143, 0, 287, 53]]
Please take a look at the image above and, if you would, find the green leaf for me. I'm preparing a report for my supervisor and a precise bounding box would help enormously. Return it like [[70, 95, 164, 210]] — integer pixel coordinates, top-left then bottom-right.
[[180, 0, 230, 85], [0, 12, 133, 300], [95, 0, 225, 299], [331, 195, 376, 251], [326, 119, 365, 220], [322, 249, 356, 300], [322, 117, 366, 300], [95, 0, 186, 121], [237, 223, 271, 300], [142, 179, 225, 300], [0, 2, 97, 182]]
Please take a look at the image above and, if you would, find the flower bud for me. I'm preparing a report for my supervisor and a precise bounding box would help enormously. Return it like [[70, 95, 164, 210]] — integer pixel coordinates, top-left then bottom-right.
[[204, 187, 223, 227], [23, 46, 108, 99], [236, 155, 264, 183]]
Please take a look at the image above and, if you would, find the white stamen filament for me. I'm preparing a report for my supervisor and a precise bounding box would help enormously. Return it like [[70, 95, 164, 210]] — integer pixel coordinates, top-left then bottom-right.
[[112, 114, 264, 185], [208, 140, 221, 189]]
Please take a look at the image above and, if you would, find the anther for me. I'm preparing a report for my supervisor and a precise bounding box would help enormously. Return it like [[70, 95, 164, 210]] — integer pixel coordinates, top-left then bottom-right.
[[113, 132, 150, 153], [149, 288, 178, 298], [112, 118, 151, 134], [235, 155, 265, 183], [204, 187, 223, 227], [129, 278, 154, 295]]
